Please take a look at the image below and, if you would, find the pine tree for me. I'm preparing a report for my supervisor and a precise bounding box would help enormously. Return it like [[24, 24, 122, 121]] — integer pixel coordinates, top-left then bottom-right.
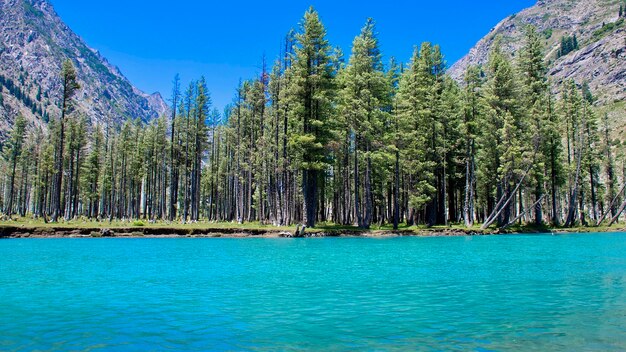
[[387, 58, 401, 229], [337, 18, 389, 229], [169, 74, 181, 221], [544, 92, 565, 225], [519, 25, 549, 224], [430, 45, 458, 226], [181, 82, 196, 222], [267, 58, 285, 225], [84, 124, 104, 218], [396, 48, 419, 225], [601, 113, 618, 218], [582, 82, 594, 104], [3, 114, 27, 215], [33, 127, 55, 218], [462, 65, 483, 227], [478, 38, 527, 228], [191, 77, 210, 221], [286, 7, 335, 227], [562, 79, 583, 227], [64, 114, 87, 218], [581, 101, 601, 223], [438, 75, 464, 225], [17, 129, 37, 216], [51, 59, 80, 222]]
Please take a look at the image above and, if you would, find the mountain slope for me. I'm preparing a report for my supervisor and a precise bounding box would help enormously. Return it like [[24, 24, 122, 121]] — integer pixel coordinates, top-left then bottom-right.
[[0, 0, 168, 138], [449, 0, 625, 137]]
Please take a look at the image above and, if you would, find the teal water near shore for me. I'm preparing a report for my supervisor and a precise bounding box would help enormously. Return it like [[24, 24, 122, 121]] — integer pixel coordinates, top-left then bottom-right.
[[1, 233, 625, 351]]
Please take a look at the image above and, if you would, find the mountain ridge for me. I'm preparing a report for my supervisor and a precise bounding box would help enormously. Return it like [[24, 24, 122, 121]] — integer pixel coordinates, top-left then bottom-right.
[[449, 0, 625, 138], [0, 0, 169, 138]]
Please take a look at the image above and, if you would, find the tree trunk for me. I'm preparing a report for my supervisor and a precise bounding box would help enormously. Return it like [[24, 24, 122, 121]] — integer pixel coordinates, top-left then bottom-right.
[[303, 169, 317, 228]]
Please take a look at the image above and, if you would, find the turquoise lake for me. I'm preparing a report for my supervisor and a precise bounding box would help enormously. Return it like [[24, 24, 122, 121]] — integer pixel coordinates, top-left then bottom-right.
[[1, 233, 625, 351]]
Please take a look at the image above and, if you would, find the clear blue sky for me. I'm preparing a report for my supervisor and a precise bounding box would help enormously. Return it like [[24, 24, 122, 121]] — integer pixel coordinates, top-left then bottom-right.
[[49, 0, 535, 111]]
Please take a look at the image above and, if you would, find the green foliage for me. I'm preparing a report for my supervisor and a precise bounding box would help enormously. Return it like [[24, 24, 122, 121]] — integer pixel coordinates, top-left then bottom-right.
[[60, 59, 80, 106], [4, 114, 27, 163], [557, 35, 578, 58], [582, 82, 595, 104], [592, 18, 624, 42], [542, 28, 553, 40], [132, 220, 145, 227], [0, 74, 44, 118], [518, 25, 562, 224], [336, 18, 391, 228], [2, 114, 27, 215], [284, 7, 336, 227], [286, 7, 335, 172]]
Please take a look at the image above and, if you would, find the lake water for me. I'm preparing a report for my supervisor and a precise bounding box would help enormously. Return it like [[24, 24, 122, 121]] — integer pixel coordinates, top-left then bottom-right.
[[1, 233, 625, 351]]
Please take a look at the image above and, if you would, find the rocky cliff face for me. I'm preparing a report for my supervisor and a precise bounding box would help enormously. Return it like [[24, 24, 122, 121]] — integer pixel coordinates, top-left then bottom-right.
[[449, 0, 625, 137], [0, 0, 169, 139]]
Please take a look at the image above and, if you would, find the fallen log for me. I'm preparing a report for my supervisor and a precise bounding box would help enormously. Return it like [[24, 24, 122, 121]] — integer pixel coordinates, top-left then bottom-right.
[[502, 194, 545, 229], [481, 162, 534, 230], [596, 182, 626, 226], [607, 199, 626, 227]]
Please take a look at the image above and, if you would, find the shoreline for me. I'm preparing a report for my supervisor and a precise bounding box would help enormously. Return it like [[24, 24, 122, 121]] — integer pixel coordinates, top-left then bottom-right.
[[1, 224, 624, 239]]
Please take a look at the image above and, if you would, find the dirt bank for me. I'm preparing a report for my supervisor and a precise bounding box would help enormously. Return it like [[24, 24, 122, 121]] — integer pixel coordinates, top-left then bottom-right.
[[0, 225, 558, 239]]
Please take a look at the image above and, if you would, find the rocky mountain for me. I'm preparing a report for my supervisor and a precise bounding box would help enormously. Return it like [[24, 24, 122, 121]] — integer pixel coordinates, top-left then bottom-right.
[[449, 0, 625, 138], [0, 0, 169, 139]]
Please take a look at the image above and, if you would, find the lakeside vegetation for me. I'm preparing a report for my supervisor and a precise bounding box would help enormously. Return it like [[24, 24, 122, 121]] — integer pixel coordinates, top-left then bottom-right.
[[0, 8, 625, 232], [0, 217, 623, 237]]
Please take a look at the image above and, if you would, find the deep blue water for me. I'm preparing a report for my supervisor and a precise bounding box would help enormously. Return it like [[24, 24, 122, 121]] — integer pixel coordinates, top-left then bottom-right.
[[1, 233, 625, 351]]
